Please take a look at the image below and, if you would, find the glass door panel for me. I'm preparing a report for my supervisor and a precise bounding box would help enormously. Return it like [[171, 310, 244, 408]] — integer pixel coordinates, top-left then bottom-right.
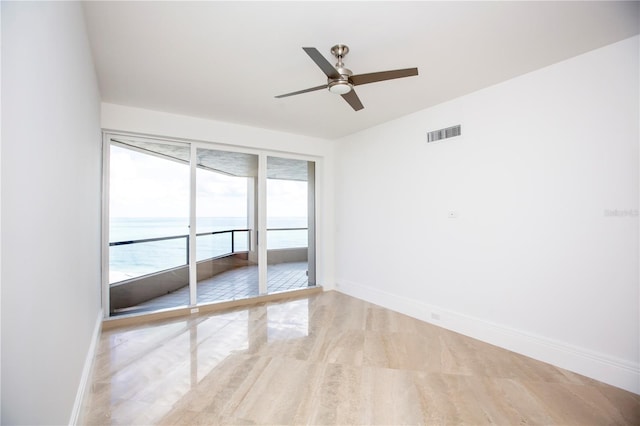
[[266, 156, 316, 294], [108, 139, 191, 316], [195, 148, 259, 304], [106, 137, 318, 317]]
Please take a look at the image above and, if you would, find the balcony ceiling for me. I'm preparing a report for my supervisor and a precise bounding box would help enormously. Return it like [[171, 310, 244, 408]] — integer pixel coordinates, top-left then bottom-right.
[[83, 1, 639, 140], [113, 138, 309, 181]]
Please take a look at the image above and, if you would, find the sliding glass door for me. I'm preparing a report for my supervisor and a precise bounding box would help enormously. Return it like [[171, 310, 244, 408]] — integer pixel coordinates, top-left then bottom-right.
[[104, 135, 317, 318], [266, 156, 316, 294], [195, 148, 259, 303], [108, 139, 191, 315]]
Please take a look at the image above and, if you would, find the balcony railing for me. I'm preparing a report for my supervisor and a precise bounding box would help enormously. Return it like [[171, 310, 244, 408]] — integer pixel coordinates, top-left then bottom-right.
[[109, 228, 307, 284], [110, 229, 250, 264]]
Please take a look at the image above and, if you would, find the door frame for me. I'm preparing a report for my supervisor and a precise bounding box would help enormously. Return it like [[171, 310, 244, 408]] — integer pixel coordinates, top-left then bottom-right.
[[101, 131, 322, 319]]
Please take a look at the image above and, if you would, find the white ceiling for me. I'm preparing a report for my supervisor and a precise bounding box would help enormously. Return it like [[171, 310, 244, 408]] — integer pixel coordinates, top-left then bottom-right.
[[83, 1, 639, 140]]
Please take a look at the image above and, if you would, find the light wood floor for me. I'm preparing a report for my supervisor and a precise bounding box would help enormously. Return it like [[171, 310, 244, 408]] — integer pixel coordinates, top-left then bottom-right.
[[80, 290, 640, 425]]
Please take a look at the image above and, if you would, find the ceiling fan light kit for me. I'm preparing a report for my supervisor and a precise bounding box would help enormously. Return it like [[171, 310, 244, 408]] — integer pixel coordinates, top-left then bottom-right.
[[328, 80, 352, 95], [275, 44, 418, 111]]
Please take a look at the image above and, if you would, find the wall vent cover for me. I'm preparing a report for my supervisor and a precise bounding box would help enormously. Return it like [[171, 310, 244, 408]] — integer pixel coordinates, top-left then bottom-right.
[[427, 125, 461, 142]]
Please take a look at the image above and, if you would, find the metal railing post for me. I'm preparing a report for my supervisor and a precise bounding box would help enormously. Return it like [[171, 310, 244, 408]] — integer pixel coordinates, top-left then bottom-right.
[[231, 230, 235, 254]]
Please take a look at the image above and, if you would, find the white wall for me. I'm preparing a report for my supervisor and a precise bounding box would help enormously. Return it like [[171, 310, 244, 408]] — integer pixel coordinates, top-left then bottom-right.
[[335, 36, 639, 393], [1, 3, 102, 424], [0, 3, 4, 421], [101, 103, 336, 289]]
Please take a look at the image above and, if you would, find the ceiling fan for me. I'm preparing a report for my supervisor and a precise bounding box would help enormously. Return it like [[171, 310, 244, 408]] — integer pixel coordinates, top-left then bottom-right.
[[275, 44, 418, 111]]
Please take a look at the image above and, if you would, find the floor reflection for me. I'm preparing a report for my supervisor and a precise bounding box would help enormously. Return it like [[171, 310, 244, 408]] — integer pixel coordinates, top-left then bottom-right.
[[86, 295, 312, 425], [267, 299, 309, 342], [81, 291, 640, 426]]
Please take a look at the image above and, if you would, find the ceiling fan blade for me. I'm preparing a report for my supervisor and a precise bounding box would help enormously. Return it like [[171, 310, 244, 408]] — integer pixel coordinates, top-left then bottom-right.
[[350, 67, 418, 86], [303, 47, 340, 79], [341, 90, 364, 111], [275, 84, 327, 98]]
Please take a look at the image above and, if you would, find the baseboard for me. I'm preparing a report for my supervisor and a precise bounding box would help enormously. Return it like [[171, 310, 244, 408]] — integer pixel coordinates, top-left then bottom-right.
[[336, 279, 640, 395], [68, 309, 103, 425]]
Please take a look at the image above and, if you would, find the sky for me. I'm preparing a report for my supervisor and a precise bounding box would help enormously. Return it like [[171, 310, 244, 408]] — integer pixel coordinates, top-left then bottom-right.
[[109, 145, 308, 218]]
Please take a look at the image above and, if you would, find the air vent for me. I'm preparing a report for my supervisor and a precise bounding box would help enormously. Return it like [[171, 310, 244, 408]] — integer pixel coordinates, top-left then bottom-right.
[[427, 125, 461, 142]]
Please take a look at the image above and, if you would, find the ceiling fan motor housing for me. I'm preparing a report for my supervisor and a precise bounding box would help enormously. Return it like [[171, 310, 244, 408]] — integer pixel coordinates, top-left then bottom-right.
[[328, 44, 353, 94]]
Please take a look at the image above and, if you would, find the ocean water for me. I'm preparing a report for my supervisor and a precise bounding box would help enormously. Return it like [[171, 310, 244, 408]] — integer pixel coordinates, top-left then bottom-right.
[[110, 217, 307, 283]]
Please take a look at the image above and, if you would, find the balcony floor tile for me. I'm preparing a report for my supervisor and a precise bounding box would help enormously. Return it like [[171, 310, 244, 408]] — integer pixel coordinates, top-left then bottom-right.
[[113, 262, 310, 316]]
